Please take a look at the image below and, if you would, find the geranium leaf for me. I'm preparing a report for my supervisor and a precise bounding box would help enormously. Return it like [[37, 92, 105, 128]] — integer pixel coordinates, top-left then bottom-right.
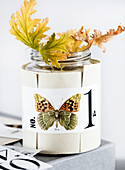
[[39, 33, 71, 68], [9, 0, 50, 50], [91, 25, 125, 52]]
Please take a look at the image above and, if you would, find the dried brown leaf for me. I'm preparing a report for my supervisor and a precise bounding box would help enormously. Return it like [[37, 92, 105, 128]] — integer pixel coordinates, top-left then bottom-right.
[[91, 25, 125, 52], [71, 26, 91, 52]]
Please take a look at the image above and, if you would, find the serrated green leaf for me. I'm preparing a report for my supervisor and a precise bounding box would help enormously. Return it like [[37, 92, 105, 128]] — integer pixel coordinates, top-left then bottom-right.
[[9, 0, 50, 50], [39, 33, 71, 68]]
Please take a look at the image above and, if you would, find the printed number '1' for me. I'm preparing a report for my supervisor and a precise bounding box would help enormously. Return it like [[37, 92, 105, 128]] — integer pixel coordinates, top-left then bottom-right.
[[84, 90, 95, 129]]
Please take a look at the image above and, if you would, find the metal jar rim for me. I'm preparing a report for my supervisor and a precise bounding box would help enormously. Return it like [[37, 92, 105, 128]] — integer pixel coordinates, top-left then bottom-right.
[[30, 49, 91, 66]]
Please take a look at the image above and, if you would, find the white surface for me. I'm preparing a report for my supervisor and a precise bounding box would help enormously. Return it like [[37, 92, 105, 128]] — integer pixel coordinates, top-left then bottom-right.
[[0, 145, 52, 170], [6, 145, 41, 157], [0, 0, 125, 158]]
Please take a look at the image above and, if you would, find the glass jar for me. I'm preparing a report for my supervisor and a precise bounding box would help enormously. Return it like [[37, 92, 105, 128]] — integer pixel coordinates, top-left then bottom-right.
[[25, 49, 91, 72], [21, 49, 101, 154]]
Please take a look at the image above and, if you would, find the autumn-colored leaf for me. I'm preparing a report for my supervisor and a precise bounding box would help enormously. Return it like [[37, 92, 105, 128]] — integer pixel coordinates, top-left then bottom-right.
[[70, 26, 91, 52], [31, 17, 50, 47], [91, 25, 125, 52], [9, 0, 50, 50], [41, 33, 71, 52], [39, 33, 71, 68], [57, 29, 76, 39], [77, 41, 93, 52], [9, 0, 125, 68], [40, 51, 70, 68]]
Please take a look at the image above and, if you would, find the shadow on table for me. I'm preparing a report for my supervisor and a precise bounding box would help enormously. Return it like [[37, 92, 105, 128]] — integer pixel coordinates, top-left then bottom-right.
[[116, 160, 125, 170]]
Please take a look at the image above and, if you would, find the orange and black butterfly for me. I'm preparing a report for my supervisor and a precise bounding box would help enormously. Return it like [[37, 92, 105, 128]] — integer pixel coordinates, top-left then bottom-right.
[[34, 93, 81, 131]]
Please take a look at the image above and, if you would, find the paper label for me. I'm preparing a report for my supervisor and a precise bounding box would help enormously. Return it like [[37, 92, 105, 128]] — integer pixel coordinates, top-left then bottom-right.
[[22, 85, 99, 133], [0, 145, 52, 169], [6, 145, 41, 157]]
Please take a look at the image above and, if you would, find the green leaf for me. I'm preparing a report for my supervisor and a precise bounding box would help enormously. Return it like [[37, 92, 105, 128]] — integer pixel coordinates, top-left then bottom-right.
[[39, 33, 71, 68]]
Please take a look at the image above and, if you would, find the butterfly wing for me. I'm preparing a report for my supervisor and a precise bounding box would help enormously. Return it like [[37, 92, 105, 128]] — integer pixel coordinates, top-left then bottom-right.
[[34, 94, 55, 113], [37, 111, 55, 130], [59, 111, 78, 130], [59, 93, 81, 112]]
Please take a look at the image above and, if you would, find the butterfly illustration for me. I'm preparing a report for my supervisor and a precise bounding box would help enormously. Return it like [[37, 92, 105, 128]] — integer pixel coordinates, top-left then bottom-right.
[[34, 93, 81, 131]]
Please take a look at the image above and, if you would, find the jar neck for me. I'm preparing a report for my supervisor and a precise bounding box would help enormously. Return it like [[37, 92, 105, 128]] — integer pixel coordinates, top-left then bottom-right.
[[30, 49, 91, 68]]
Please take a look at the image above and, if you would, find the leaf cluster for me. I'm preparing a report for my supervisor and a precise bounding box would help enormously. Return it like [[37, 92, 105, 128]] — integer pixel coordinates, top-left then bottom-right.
[[63, 25, 125, 53], [9, 0, 71, 68], [9, 0, 125, 68]]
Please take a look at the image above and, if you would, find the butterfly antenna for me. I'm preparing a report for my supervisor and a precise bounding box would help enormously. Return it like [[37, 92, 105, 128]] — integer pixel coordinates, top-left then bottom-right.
[[50, 98, 56, 109]]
